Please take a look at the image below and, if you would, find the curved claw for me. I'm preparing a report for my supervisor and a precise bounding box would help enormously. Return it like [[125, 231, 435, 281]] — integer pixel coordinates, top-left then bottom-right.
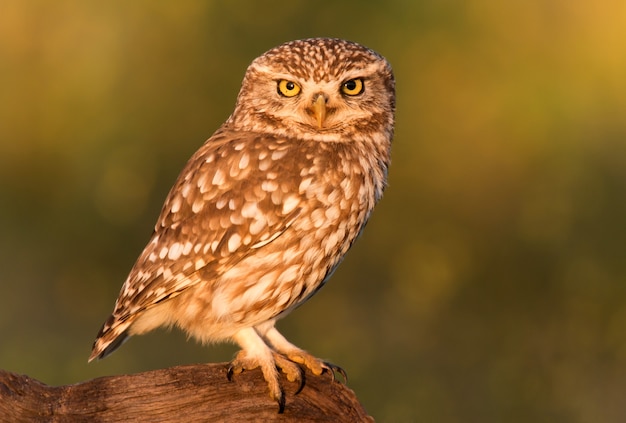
[[322, 361, 348, 383], [226, 363, 238, 381]]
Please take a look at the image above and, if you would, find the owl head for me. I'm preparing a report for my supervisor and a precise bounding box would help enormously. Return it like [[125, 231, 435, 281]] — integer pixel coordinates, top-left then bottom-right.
[[227, 38, 395, 143]]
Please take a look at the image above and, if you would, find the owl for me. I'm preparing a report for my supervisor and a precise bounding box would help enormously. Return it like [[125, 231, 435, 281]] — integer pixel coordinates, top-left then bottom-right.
[[89, 38, 395, 412]]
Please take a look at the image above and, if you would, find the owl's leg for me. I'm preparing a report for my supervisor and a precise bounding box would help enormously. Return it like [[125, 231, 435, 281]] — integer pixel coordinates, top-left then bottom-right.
[[256, 322, 348, 383], [228, 327, 286, 412]]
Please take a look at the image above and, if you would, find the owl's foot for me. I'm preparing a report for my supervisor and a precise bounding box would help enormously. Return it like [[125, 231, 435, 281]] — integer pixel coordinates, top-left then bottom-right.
[[258, 325, 348, 383], [230, 327, 312, 413], [227, 349, 286, 412], [226, 350, 307, 412]]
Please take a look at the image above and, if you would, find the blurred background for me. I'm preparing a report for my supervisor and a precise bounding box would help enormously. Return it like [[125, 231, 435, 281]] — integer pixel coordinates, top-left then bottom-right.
[[1, 1, 625, 421]]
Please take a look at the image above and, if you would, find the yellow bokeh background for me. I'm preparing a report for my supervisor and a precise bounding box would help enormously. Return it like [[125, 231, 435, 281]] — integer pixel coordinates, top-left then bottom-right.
[[1, 1, 626, 421]]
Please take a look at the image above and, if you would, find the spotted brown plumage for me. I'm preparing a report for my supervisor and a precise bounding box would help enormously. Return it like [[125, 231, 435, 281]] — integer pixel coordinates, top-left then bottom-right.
[[89, 38, 395, 412]]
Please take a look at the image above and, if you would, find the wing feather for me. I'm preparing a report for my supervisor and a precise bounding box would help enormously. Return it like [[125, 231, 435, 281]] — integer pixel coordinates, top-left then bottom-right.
[[111, 130, 304, 320]]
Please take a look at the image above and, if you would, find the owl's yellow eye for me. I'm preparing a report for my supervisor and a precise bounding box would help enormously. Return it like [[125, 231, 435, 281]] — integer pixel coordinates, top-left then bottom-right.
[[277, 80, 301, 97], [341, 78, 364, 96]]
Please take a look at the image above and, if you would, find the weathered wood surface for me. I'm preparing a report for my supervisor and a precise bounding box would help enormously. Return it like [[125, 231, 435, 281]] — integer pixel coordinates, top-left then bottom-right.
[[0, 363, 373, 422]]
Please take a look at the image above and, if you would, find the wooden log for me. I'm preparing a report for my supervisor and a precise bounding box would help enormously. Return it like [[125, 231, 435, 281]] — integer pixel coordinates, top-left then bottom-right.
[[0, 363, 373, 422]]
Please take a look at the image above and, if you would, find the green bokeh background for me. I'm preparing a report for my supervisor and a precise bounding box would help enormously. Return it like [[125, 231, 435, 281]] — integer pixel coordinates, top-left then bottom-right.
[[1, 1, 625, 421]]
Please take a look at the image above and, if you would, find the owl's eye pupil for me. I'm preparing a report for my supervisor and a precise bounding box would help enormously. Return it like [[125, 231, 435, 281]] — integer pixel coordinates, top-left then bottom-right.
[[286, 82, 295, 90], [345, 80, 356, 90]]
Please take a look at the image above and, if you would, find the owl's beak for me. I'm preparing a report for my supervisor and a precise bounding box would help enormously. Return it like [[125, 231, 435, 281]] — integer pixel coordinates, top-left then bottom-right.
[[312, 94, 327, 129]]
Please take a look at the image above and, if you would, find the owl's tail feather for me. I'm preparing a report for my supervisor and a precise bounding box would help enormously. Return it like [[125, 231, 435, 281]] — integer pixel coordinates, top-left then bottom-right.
[[88, 315, 131, 362]]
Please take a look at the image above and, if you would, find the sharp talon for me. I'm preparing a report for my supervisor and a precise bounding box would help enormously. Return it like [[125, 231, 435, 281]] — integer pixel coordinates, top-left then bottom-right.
[[277, 394, 286, 414], [335, 365, 348, 383], [323, 361, 348, 383], [294, 370, 305, 395], [226, 364, 235, 381], [226, 353, 246, 382]]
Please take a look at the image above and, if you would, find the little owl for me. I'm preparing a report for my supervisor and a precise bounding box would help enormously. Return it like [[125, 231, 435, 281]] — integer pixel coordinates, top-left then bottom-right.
[[89, 38, 395, 411]]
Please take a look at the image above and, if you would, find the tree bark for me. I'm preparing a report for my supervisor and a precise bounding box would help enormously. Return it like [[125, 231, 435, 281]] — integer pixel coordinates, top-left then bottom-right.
[[0, 363, 373, 422]]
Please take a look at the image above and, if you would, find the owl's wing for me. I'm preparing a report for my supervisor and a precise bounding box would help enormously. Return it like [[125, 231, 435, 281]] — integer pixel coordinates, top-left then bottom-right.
[[111, 130, 306, 322]]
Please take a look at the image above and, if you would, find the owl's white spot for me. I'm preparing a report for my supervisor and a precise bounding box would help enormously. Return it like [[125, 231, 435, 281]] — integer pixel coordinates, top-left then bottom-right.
[[252, 185, 266, 201], [311, 209, 325, 228], [324, 231, 341, 255], [229, 199, 237, 210], [258, 150, 268, 160], [220, 214, 232, 229], [340, 177, 354, 194], [258, 159, 271, 171], [167, 242, 183, 260], [162, 267, 173, 280], [238, 153, 250, 169], [181, 183, 192, 198], [197, 172, 208, 190], [195, 258, 206, 270], [159, 247, 169, 259], [183, 242, 193, 255], [211, 240, 220, 252], [152, 286, 167, 298], [234, 142, 245, 151], [203, 243, 211, 254], [192, 198, 204, 213], [216, 197, 228, 210], [170, 197, 182, 214], [183, 261, 193, 271], [277, 265, 300, 284], [212, 168, 226, 186], [299, 177, 313, 193], [136, 270, 151, 282], [228, 233, 242, 252], [241, 201, 259, 218], [298, 217, 313, 231], [303, 246, 321, 264], [194, 243, 202, 253], [249, 218, 265, 235], [229, 212, 244, 225], [261, 180, 278, 192], [279, 246, 300, 264], [327, 189, 340, 204], [271, 149, 288, 160], [271, 190, 282, 205], [282, 195, 300, 214], [205, 154, 215, 164], [148, 252, 158, 262], [325, 205, 341, 220]]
